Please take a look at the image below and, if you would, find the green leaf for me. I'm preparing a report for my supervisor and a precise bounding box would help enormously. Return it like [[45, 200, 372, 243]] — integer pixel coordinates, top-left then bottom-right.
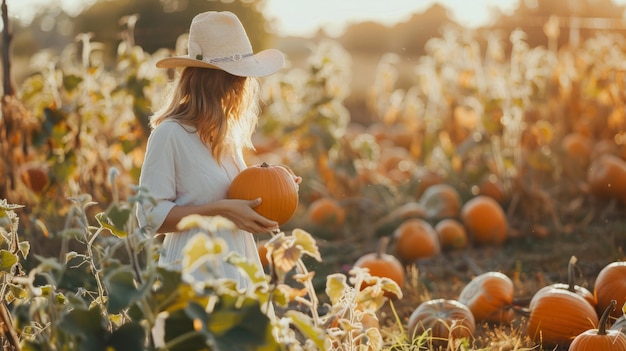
[[62, 74, 83, 92], [96, 205, 130, 238], [105, 203, 132, 236], [207, 294, 280, 351], [163, 304, 209, 351], [0, 250, 18, 272], [104, 267, 143, 314], [106, 321, 146, 351], [59, 307, 107, 351]]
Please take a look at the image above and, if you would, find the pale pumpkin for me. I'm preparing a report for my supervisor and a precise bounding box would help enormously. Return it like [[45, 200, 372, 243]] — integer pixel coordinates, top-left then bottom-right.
[[611, 314, 626, 335], [408, 298, 475, 348], [458, 271, 514, 324], [417, 183, 462, 220], [227, 162, 299, 226]]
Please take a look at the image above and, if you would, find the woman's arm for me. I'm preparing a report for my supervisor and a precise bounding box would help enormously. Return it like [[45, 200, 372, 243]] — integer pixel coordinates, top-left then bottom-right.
[[158, 197, 279, 234]]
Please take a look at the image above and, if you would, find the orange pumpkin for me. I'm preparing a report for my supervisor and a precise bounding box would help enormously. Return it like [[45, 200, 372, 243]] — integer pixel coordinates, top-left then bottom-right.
[[418, 183, 462, 220], [569, 300, 626, 351], [477, 175, 508, 205], [460, 195, 508, 246], [561, 132, 591, 167], [412, 168, 443, 199], [594, 261, 626, 320], [587, 154, 626, 204], [227, 162, 299, 226], [458, 272, 514, 324], [531, 256, 596, 309], [305, 197, 346, 230], [20, 163, 49, 194], [257, 240, 269, 268], [527, 287, 598, 348], [354, 237, 405, 299], [393, 218, 441, 262], [435, 218, 468, 251], [408, 298, 475, 348]]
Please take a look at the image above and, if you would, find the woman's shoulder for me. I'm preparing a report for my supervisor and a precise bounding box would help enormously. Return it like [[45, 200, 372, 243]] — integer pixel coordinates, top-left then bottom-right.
[[150, 120, 197, 140]]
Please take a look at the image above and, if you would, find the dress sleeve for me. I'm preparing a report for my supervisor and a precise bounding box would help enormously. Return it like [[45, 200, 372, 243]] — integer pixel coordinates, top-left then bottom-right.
[[136, 125, 178, 234]]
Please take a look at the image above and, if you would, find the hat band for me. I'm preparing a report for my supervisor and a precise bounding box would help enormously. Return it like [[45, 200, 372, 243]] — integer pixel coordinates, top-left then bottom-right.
[[200, 53, 254, 64]]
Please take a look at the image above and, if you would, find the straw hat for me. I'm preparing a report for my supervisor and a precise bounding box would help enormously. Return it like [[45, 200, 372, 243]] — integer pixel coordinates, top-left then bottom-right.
[[156, 11, 284, 77]]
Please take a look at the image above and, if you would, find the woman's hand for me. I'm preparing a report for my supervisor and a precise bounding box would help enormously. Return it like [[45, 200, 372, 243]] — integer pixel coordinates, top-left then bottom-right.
[[216, 198, 279, 234]]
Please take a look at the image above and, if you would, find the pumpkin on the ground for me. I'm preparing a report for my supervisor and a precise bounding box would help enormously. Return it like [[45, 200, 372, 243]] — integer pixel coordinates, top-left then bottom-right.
[[227, 162, 299, 226], [587, 154, 626, 204], [460, 195, 508, 246], [527, 287, 598, 348], [531, 256, 596, 309], [393, 218, 441, 263], [594, 260, 626, 320], [458, 271, 514, 324], [435, 218, 468, 251], [407, 298, 475, 348], [476, 175, 508, 205], [354, 237, 405, 299], [569, 300, 626, 351], [417, 183, 462, 220], [305, 197, 346, 230]]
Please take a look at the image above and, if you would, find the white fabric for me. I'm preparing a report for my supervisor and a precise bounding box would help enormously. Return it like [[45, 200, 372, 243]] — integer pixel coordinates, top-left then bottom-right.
[[137, 119, 263, 288]]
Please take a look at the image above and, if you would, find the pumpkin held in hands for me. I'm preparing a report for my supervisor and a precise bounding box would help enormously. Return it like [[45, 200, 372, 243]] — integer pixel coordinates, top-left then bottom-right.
[[227, 162, 299, 226]]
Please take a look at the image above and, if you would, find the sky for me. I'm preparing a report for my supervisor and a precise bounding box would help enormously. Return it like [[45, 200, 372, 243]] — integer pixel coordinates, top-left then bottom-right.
[[264, 0, 521, 37], [6, 0, 626, 37]]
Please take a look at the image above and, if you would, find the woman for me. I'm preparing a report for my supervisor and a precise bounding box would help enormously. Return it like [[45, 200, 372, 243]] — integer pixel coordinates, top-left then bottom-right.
[[137, 11, 291, 288]]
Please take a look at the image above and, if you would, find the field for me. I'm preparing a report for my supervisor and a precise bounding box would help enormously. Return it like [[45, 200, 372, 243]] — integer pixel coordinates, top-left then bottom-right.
[[1, 23, 626, 351]]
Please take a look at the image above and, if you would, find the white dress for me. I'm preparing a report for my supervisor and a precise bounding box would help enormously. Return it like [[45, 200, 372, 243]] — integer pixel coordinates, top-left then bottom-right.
[[137, 120, 263, 288]]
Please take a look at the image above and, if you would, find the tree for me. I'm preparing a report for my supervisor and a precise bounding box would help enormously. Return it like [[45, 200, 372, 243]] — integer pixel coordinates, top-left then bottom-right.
[[75, 0, 272, 62]]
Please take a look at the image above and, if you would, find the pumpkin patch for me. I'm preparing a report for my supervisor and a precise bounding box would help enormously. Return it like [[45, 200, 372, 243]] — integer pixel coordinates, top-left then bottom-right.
[[4, 4, 626, 351]]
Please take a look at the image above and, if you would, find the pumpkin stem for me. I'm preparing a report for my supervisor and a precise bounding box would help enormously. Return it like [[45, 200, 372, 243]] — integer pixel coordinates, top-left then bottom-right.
[[567, 255, 577, 292], [376, 236, 391, 259], [260, 162, 270, 167], [599, 300, 617, 335]]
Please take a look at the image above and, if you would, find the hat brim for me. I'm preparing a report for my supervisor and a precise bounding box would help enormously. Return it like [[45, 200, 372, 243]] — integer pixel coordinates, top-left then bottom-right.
[[156, 48, 284, 77]]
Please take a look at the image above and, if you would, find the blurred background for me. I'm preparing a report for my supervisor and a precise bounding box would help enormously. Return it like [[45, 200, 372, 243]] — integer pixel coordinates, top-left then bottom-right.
[[7, 0, 626, 103]]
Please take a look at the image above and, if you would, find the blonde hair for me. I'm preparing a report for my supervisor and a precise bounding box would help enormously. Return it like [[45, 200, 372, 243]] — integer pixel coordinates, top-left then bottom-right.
[[151, 67, 260, 163]]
